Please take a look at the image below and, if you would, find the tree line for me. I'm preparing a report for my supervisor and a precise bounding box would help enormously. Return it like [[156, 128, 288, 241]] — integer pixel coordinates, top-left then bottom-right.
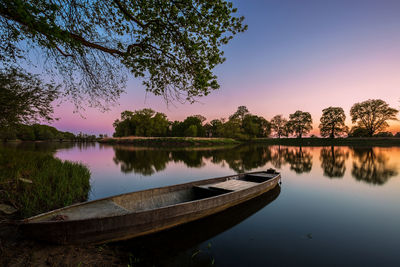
[[113, 99, 399, 139], [113, 106, 272, 139], [0, 123, 106, 142]]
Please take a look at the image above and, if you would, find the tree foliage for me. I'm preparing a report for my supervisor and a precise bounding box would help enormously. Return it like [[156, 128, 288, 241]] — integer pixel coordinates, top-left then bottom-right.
[[348, 126, 370, 138], [0, 123, 76, 141], [350, 99, 398, 137], [270, 115, 288, 138], [242, 114, 271, 138], [0, 0, 246, 106], [0, 68, 59, 128], [319, 107, 348, 138], [288, 110, 313, 138], [113, 108, 170, 137], [229, 105, 249, 125]]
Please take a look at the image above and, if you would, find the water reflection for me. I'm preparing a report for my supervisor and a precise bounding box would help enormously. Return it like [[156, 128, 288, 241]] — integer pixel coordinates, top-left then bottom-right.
[[109, 144, 400, 185], [113, 147, 170, 175], [3, 142, 399, 186], [212, 145, 272, 173], [283, 147, 313, 174], [320, 146, 349, 178], [111, 145, 273, 175], [113, 185, 281, 266], [351, 147, 398, 185]]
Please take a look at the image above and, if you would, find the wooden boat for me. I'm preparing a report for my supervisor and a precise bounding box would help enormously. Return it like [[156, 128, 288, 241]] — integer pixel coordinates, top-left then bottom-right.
[[20, 169, 281, 244], [119, 185, 281, 262]]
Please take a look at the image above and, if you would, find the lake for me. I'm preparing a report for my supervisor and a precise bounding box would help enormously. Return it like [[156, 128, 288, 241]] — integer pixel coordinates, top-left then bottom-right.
[[5, 142, 400, 266]]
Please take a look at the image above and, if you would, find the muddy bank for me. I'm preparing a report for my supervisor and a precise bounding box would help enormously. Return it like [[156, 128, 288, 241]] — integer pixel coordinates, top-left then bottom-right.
[[0, 214, 128, 267]]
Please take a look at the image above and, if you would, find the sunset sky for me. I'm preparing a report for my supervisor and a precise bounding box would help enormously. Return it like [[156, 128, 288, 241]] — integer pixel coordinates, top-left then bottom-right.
[[50, 0, 400, 135]]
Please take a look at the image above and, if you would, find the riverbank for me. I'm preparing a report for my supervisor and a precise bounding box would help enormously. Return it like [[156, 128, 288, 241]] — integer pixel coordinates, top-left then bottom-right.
[[252, 137, 400, 146], [99, 136, 400, 147], [98, 136, 240, 146]]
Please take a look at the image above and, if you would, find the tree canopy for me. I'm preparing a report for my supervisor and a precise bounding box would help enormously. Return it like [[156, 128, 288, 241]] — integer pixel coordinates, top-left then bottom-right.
[[229, 105, 249, 125], [319, 107, 348, 138], [113, 108, 170, 137], [0, 0, 246, 106], [270, 115, 288, 138], [350, 99, 398, 137], [0, 68, 59, 128], [288, 110, 313, 138]]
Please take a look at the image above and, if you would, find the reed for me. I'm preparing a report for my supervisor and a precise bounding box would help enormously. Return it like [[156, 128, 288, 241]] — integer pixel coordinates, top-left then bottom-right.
[[0, 147, 90, 218]]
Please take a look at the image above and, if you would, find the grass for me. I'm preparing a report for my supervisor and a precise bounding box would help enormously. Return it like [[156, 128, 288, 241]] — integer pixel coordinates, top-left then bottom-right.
[[0, 147, 90, 218]]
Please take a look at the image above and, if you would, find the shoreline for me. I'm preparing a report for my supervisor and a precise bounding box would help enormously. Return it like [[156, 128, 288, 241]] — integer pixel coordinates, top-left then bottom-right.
[[98, 137, 240, 146], [98, 136, 400, 147]]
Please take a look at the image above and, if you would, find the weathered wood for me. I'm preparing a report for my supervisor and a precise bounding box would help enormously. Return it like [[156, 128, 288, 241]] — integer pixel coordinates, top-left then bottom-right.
[[19, 170, 281, 244], [208, 180, 259, 191]]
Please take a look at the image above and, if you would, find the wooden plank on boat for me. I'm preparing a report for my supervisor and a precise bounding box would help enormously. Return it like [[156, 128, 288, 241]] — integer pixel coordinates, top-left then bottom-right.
[[208, 180, 259, 191], [40, 200, 130, 221], [247, 173, 276, 178]]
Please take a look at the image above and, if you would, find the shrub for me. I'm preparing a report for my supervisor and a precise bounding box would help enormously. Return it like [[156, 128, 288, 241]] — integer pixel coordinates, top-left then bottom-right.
[[374, 132, 393, 137]]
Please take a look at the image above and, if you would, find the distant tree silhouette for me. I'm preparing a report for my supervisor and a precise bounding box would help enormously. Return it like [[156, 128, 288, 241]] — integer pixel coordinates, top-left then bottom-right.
[[350, 99, 398, 137], [229, 106, 250, 126], [319, 107, 348, 138], [271, 115, 288, 138], [288, 110, 313, 138]]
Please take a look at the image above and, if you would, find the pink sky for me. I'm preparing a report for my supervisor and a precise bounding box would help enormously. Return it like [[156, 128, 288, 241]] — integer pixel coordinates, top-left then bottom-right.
[[49, 1, 400, 136]]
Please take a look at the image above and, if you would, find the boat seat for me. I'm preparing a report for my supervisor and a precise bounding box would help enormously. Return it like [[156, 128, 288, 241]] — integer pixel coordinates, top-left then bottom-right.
[[247, 173, 275, 178], [245, 173, 275, 183], [196, 179, 259, 192]]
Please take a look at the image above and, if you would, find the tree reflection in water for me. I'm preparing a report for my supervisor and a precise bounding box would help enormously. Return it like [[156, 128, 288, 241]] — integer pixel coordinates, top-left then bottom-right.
[[212, 145, 272, 173], [270, 146, 288, 169], [113, 147, 170, 175], [111, 145, 273, 175], [111, 145, 398, 185], [283, 146, 313, 174], [351, 147, 398, 185], [320, 146, 349, 178]]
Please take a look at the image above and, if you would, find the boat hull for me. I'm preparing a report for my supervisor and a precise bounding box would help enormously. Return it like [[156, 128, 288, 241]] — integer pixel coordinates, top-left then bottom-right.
[[20, 172, 280, 244]]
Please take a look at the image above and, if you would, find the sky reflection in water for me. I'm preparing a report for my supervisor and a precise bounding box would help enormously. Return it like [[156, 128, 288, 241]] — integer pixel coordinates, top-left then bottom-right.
[[13, 142, 399, 266]]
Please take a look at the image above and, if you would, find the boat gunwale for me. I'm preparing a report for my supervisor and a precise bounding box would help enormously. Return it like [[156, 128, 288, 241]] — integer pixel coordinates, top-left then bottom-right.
[[22, 171, 280, 225]]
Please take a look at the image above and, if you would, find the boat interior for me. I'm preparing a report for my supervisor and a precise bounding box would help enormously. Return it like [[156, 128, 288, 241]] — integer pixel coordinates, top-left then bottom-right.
[[28, 172, 277, 222]]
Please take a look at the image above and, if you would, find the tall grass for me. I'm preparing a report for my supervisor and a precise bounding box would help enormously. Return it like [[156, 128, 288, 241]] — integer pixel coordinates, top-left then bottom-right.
[[0, 147, 90, 218]]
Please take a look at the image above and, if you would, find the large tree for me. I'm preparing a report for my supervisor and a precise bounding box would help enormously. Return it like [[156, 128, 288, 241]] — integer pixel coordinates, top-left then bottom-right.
[[229, 106, 249, 125], [270, 115, 288, 138], [0, 0, 246, 107], [319, 107, 348, 138], [113, 108, 170, 137], [288, 110, 313, 138], [0, 68, 59, 128], [350, 99, 398, 137], [242, 114, 271, 138]]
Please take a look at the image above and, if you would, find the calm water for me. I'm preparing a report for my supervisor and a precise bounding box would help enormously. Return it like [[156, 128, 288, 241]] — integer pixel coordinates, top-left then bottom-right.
[[7, 143, 400, 266]]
